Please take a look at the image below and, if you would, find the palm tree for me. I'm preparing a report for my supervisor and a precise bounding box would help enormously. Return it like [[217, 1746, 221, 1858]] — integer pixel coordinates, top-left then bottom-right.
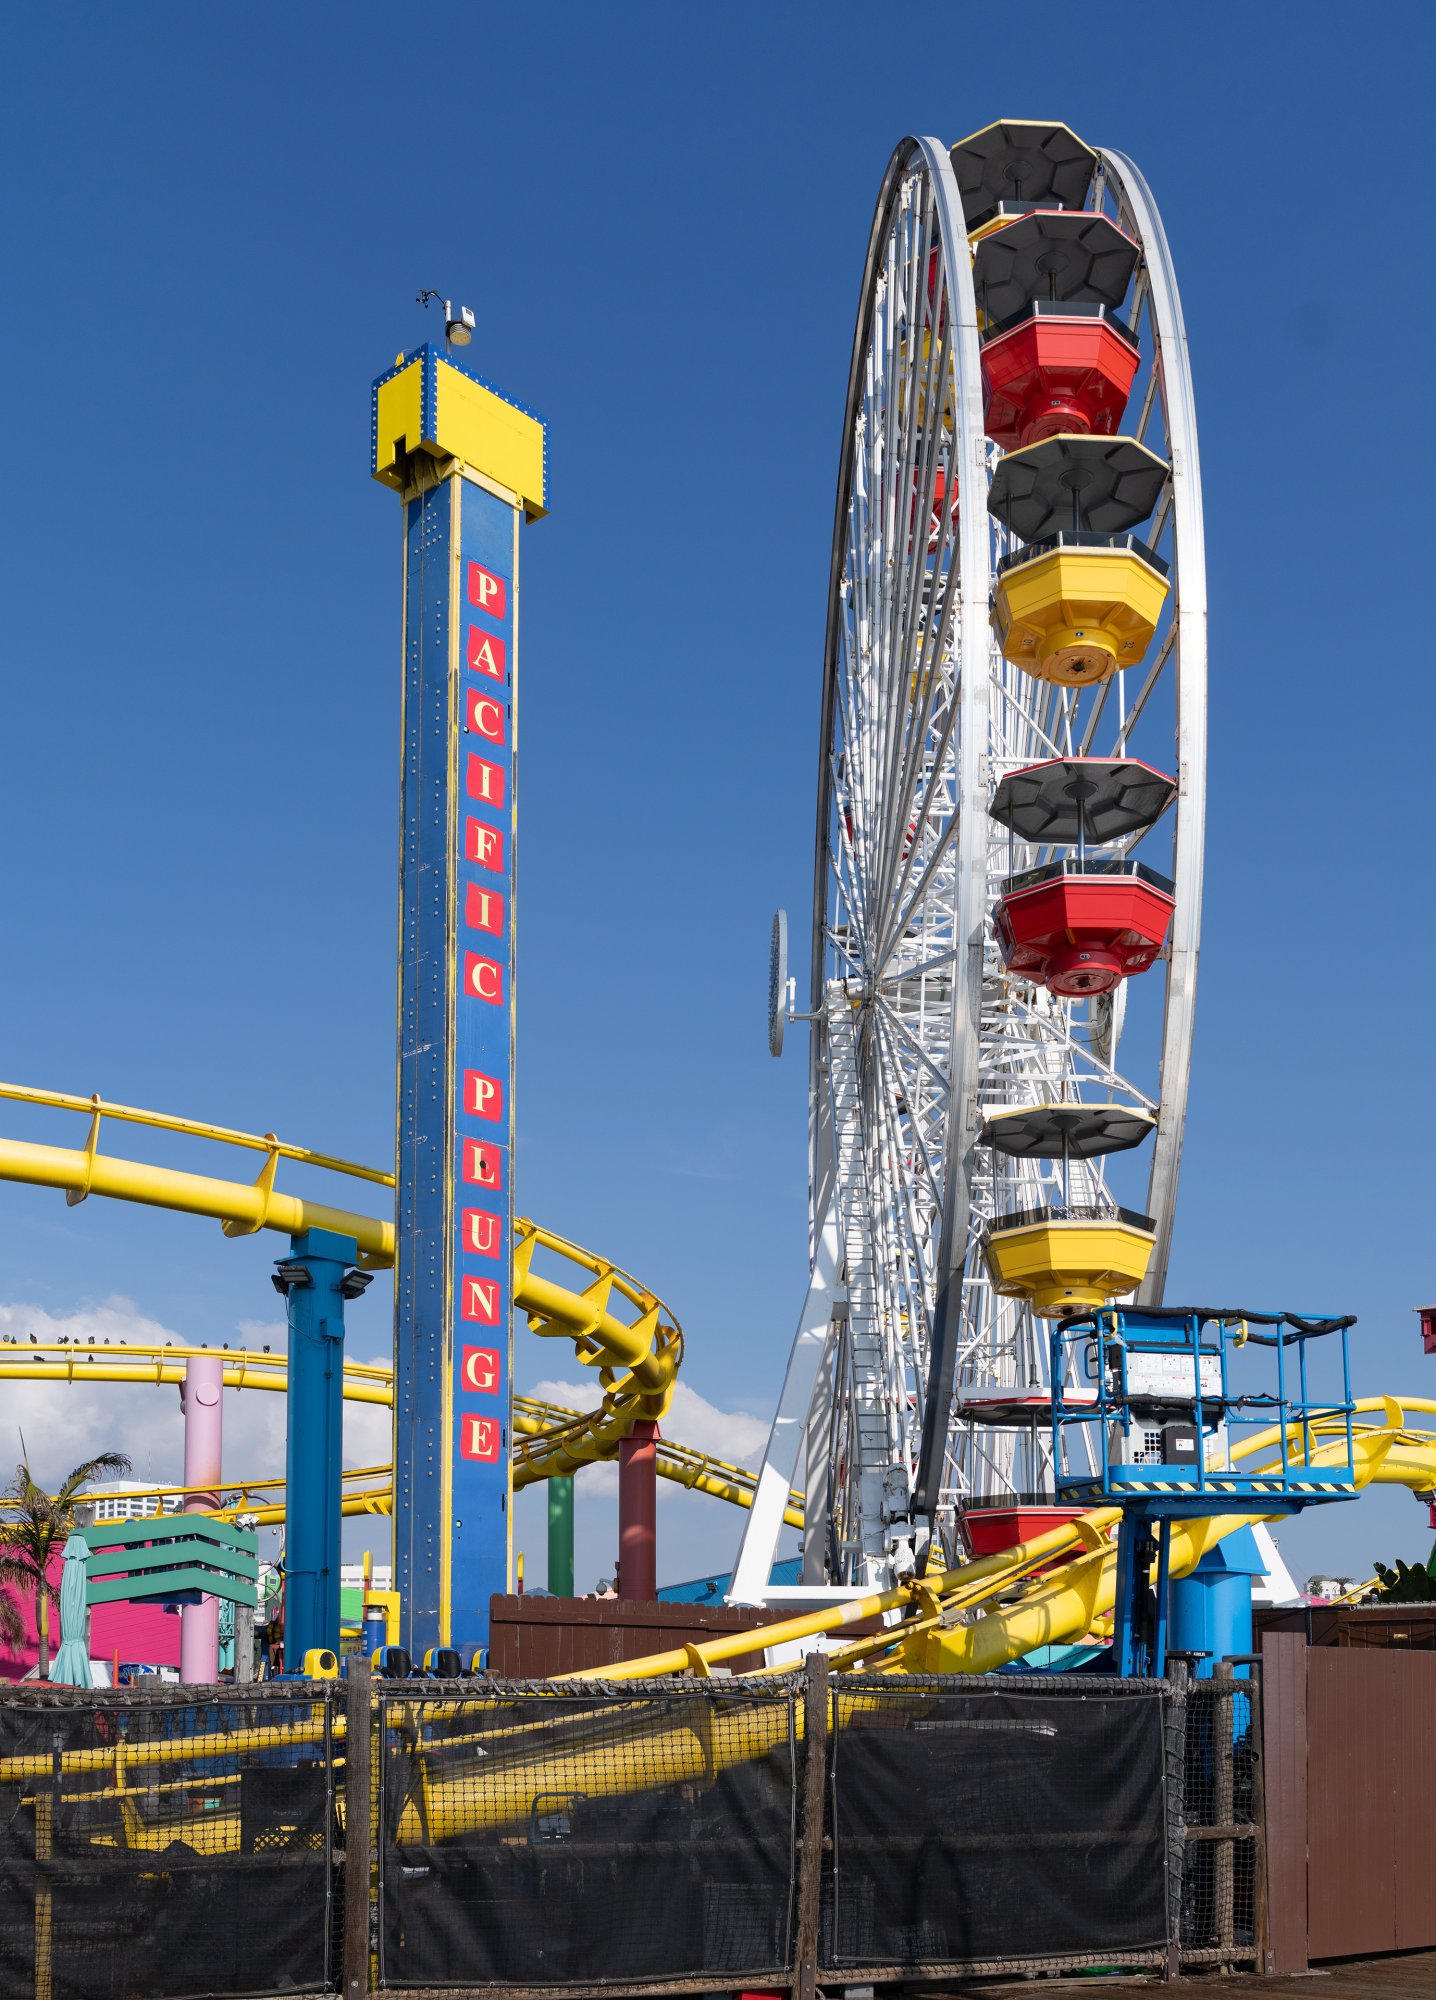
[[0, 1451, 132, 1677]]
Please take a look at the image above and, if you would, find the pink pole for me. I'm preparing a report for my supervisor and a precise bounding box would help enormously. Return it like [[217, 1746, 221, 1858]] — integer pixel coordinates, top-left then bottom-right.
[[178, 1355, 224, 1683]]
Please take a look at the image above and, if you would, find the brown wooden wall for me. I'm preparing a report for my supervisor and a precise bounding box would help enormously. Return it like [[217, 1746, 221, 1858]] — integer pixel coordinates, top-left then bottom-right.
[[486, 1594, 787, 1676], [1263, 1630, 1436, 1968], [1257, 1603, 1436, 1648]]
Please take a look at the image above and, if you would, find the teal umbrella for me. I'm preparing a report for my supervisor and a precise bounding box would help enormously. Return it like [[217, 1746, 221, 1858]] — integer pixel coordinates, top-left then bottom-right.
[[50, 1533, 92, 1687]]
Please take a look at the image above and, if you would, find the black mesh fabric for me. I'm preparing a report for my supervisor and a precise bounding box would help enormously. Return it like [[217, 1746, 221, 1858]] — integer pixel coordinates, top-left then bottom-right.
[[378, 1681, 797, 1990], [0, 1685, 334, 2000], [822, 1676, 1169, 1971], [1178, 1680, 1259, 1962]]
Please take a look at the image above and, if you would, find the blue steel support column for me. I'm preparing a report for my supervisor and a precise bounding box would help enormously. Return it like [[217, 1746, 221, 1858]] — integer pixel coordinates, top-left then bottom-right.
[[1170, 1526, 1262, 1677], [277, 1228, 360, 1668], [373, 345, 547, 1662]]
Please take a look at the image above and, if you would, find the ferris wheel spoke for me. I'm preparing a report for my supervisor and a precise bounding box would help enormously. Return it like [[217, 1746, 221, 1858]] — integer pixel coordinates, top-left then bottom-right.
[[874, 795, 965, 972], [873, 995, 952, 1102], [1111, 622, 1176, 754], [872, 574, 961, 938], [1000, 990, 1158, 1110], [869, 1079, 937, 1386], [992, 672, 1069, 766]]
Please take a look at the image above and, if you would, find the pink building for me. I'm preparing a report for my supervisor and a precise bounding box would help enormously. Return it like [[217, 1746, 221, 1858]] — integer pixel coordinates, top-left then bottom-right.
[[0, 1550, 182, 1680]]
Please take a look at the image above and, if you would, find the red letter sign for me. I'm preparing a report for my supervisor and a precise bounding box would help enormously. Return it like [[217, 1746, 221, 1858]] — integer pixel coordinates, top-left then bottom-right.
[[464, 953, 503, 1005], [462, 1139, 503, 1190], [466, 753, 506, 807], [466, 689, 506, 743], [460, 1415, 501, 1463], [467, 562, 507, 621], [467, 626, 507, 680], [461, 1207, 503, 1259], [461, 1275, 501, 1325], [461, 1345, 501, 1394], [465, 818, 505, 872], [463, 1070, 503, 1121], [464, 885, 505, 937]]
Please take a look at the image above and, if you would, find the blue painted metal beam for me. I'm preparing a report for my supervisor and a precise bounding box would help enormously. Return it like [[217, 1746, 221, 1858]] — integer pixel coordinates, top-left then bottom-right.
[[278, 1227, 362, 1666]]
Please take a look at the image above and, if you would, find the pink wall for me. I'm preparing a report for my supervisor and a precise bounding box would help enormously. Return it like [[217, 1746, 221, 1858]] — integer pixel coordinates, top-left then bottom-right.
[[0, 1550, 182, 1680]]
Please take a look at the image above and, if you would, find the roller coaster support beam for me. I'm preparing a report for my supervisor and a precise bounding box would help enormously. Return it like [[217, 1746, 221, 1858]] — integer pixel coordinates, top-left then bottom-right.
[[1113, 1514, 1171, 1679], [273, 1230, 367, 1667], [618, 1421, 658, 1603], [177, 1355, 223, 1683], [547, 1476, 574, 1596], [373, 341, 546, 1661], [729, 1193, 842, 1604]]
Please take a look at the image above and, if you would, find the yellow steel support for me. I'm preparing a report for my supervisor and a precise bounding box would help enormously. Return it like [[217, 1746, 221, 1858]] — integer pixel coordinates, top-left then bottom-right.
[[559, 1401, 1436, 1683]]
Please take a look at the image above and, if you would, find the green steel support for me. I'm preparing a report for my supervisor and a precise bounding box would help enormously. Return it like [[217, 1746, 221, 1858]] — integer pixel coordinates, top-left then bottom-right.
[[548, 1475, 574, 1596]]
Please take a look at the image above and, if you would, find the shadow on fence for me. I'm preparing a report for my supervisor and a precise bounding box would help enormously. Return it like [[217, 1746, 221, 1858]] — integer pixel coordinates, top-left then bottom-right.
[[0, 1656, 1265, 1998]]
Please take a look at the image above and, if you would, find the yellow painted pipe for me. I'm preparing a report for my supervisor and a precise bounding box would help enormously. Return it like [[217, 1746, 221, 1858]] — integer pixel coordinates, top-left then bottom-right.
[[0, 1135, 394, 1264]]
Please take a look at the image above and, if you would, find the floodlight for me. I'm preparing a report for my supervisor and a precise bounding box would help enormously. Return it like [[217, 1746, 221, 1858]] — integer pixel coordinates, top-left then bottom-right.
[[416, 286, 476, 349]]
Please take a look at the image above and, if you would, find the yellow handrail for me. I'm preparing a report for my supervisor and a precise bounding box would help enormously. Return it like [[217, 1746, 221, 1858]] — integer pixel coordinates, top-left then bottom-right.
[[0, 1350, 799, 1526], [0, 1084, 686, 1464], [0, 1082, 394, 1186]]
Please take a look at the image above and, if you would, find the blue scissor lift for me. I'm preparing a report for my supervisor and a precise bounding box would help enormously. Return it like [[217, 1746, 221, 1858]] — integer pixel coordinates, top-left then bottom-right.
[[1050, 1306, 1358, 1676]]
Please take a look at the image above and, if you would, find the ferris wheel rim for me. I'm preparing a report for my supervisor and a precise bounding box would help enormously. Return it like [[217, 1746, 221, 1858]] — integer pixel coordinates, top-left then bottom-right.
[[1097, 146, 1207, 1301], [804, 135, 993, 1574], [807, 131, 989, 1168]]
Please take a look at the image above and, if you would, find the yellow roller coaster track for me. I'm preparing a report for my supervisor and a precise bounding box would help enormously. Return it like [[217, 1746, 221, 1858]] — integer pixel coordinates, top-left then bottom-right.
[[0, 1356, 804, 1531], [554, 1400, 1436, 1682], [0, 1082, 803, 1524], [2, 1408, 1434, 1838]]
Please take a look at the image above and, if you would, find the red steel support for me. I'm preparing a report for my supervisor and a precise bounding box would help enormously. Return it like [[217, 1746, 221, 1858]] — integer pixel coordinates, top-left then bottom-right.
[[617, 1420, 659, 1602]]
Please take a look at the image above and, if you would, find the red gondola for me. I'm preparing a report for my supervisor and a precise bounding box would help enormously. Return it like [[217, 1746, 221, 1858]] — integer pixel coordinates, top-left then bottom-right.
[[995, 858, 1175, 996], [983, 303, 1140, 450]]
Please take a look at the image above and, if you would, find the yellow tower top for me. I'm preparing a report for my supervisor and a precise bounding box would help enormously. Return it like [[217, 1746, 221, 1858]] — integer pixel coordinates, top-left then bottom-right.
[[371, 344, 547, 519]]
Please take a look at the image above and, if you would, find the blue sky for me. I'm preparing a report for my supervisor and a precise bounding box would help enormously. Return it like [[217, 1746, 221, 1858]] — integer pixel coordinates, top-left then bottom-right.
[[1, 2, 1433, 1591]]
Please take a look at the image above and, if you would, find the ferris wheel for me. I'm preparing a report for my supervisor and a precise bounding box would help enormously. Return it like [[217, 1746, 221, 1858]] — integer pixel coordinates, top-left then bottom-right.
[[735, 121, 1205, 1599]]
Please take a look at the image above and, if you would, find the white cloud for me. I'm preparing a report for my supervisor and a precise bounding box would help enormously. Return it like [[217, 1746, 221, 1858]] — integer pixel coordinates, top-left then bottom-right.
[[0, 1298, 775, 1591], [0, 1297, 387, 1497]]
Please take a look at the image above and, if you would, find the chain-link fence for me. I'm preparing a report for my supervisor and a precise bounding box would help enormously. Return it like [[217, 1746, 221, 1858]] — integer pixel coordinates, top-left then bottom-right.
[[0, 1681, 336, 2000], [1171, 1663, 1265, 1970], [376, 1678, 799, 1992], [0, 1662, 1268, 1998], [823, 1674, 1172, 1980]]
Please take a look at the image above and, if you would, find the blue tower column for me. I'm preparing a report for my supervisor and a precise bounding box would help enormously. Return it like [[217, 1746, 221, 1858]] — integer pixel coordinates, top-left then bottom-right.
[[273, 1228, 369, 1668], [1170, 1525, 1264, 1677], [372, 343, 547, 1661]]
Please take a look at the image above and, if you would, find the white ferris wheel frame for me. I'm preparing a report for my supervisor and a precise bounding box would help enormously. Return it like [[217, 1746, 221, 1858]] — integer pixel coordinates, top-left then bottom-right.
[[732, 134, 1205, 1603]]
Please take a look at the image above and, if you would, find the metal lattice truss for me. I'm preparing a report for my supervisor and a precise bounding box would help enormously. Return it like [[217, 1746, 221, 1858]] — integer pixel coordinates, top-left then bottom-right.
[[734, 134, 1205, 1598]]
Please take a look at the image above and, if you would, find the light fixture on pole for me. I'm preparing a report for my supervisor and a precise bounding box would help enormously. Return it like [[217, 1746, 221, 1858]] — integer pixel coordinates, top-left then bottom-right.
[[416, 288, 475, 348]]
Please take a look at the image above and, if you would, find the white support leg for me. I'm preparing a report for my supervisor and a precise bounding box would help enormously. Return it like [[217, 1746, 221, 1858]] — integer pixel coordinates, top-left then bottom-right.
[[728, 1192, 843, 1605]]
